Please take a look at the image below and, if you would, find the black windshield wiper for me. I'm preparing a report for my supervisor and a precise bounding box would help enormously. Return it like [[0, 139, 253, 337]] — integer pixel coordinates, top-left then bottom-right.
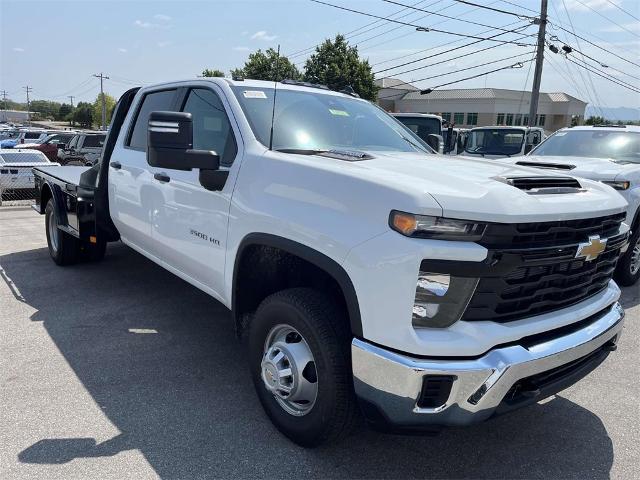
[[274, 148, 328, 155]]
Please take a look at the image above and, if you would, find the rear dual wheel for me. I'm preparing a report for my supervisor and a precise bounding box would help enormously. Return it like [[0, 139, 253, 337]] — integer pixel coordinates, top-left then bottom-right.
[[45, 198, 106, 266], [249, 288, 357, 447]]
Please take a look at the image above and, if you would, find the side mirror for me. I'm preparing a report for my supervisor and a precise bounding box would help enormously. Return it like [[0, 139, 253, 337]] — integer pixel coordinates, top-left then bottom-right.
[[147, 111, 219, 171], [524, 143, 533, 154], [426, 134, 443, 154], [147, 111, 225, 191]]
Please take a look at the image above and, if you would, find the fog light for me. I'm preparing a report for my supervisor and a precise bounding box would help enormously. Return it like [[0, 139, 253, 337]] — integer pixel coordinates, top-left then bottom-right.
[[413, 272, 478, 328]]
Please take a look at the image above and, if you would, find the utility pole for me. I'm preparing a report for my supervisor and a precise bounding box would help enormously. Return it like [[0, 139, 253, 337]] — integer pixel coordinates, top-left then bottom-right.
[[93, 73, 109, 129], [528, 0, 548, 129], [1, 90, 7, 111], [68, 95, 75, 127], [23, 86, 32, 126]]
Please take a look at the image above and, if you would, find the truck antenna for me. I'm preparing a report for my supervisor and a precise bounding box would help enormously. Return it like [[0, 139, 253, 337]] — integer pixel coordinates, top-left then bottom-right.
[[268, 44, 280, 151]]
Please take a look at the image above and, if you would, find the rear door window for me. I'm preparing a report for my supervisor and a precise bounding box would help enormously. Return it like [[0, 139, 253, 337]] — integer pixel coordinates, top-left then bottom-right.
[[83, 135, 105, 148], [127, 89, 177, 151]]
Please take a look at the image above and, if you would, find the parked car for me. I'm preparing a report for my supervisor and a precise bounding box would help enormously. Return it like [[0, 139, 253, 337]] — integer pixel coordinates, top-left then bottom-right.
[[0, 129, 62, 149], [0, 148, 58, 199], [392, 113, 444, 153], [512, 124, 640, 285], [21, 133, 76, 162], [32, 79, 628, 447], [58, 132, 106, 165], [462, 126, 545, 158]]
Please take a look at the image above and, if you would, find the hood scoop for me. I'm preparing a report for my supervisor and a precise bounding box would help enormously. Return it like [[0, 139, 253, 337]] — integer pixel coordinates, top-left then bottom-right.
[[515, 160, 576, 171], [495, 176, 584, 194]]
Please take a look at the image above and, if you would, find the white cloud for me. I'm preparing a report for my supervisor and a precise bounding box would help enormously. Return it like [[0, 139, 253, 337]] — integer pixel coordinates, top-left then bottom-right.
[[118, 48, 128, 53], [134, 15, 171, 29], [13, 47, 24, 52], [233, 46, 251, 52], [563, 0, 620, 11], [157, 41, 172, 48], [251, 30, 277, 41]]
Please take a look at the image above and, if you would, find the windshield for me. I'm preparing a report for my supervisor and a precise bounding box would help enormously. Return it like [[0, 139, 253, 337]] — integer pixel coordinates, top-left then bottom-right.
[[465, 128, 525, 156], [394, 116, 442, 142], [532, 129, 640, 163], [231, 86, 429, 154]]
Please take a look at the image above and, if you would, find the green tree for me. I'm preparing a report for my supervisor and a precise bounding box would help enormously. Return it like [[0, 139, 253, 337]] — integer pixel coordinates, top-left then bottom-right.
[[202, 68, 226, 77], [232, 48, 301, 81], [303, 35, 377, 101], [58, 103, 73, 121], [29, 99, 62, 120], [585, 115, 610, 125], [73, 102, 93, 128], [93, 93, 117, 128]]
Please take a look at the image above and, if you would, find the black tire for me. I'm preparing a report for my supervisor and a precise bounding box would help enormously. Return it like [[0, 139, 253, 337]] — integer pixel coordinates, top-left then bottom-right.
[[248, 288, 357, 447], [45, 198, 79, 266], [615, 223, 640, 286]]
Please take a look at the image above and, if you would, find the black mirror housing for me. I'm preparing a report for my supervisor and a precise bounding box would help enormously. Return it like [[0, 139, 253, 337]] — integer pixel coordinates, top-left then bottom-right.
[[147, 111, 220, 171]]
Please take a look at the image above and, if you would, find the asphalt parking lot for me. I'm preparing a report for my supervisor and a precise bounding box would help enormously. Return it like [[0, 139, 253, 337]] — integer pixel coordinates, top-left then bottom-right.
[[1, 206, 638, 479]]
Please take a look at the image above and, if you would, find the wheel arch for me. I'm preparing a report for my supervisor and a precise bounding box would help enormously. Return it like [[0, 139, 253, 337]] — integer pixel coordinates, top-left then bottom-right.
[[232, 233, 363, 338]]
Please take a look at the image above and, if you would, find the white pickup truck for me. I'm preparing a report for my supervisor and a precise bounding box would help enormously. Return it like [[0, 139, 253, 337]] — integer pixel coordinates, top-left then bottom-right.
[[32, 78, 629, 447]]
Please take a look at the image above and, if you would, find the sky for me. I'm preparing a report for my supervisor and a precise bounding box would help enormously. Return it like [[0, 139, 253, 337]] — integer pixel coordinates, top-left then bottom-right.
[[1, 0, 639, 110]]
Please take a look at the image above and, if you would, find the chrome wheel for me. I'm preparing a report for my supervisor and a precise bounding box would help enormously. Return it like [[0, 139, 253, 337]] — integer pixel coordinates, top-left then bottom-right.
[[630, 235, 640, 276], [261, 324, 318, 416], [48, 209, 59, 252]]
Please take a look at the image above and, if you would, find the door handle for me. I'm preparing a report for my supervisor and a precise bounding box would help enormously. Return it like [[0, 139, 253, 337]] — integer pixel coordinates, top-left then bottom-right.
[[154, 173, 171, 183], [110, 161, 121, 170]]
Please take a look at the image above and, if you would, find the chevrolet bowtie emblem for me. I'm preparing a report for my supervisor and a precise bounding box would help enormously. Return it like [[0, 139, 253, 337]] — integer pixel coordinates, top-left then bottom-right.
[[576, 235, 607, 261]]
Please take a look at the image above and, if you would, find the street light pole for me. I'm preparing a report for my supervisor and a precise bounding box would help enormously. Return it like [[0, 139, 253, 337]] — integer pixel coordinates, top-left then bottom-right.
[[93, 73, 109, 129]]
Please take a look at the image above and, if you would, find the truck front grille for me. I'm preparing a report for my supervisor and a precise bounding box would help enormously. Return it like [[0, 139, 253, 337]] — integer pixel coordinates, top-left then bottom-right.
[[461, 213, 627, 323]]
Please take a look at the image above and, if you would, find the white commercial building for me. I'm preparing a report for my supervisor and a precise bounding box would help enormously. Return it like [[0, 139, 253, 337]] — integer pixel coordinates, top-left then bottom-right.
[[0, 109, 31, 123], [376, 78, 587, 132]]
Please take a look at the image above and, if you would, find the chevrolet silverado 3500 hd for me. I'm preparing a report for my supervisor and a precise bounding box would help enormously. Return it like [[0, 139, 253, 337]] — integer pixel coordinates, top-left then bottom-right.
[[32, 78, 629, 447]]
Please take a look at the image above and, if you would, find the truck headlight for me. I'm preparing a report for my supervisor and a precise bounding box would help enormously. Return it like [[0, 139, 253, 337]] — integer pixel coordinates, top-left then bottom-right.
[[390, 210, 486, 241], [602, 180, 631, 190], [413, 271, 478, 328]]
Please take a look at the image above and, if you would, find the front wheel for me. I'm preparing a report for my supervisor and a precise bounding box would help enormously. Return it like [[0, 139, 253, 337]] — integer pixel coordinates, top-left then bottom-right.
[[615, 225, 640, 286], [248, 288, 357, 447]]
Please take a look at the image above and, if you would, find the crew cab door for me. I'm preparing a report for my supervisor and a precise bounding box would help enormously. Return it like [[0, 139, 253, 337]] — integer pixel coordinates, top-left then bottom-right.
[[108, 88, 178, 253], [150, 86, 240, 299]]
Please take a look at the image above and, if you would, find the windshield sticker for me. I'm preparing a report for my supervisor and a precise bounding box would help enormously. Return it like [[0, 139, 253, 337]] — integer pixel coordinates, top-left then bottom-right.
[[329, 108, 349, 116], [243, 90, 268, 99]]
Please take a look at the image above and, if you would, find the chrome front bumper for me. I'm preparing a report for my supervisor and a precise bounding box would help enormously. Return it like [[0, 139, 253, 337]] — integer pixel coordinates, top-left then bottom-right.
[[352, 302, 625, 428]]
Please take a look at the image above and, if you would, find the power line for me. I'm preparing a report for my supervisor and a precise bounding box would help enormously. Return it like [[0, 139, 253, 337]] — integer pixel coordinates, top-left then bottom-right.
[[289, 0, 439, 59], [604, 0, 640, 22], [559, 0, 607, 116], [309, 0, 536, 45], [377, 51, 535, 99], [371, 18, 523, 66], [450, 0, 533, 18], [292, 0, 456, 66], [570, 0, 640, 38], [418, 60, 531, 94], [565, 57, 640, 94], [377, 34, 530, 77], [374, 24, 531, 75], [382, 0, 534, 34], [498, 0, 538, 15], [565, 56, 640, 92]]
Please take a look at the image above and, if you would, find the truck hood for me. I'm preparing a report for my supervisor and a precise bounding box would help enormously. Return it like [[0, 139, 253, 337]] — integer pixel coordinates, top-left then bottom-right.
[[349, 152, 627, 223], [515, 155, 640, 183]]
